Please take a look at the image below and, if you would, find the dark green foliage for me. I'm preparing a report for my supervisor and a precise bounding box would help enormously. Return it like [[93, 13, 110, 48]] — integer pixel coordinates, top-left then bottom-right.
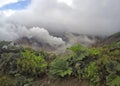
[[107, 75, 120, 86], [15, 75, 35, 86], [0, 41, 120, 86], [0, 53, 19, 74], [17, 50, 47, 77], [49, 57, 72, 78], [0, 76, 14, 86], [67, 43, 120, 86], [82, 62, 100, 86], [67, 45, 100, 78]]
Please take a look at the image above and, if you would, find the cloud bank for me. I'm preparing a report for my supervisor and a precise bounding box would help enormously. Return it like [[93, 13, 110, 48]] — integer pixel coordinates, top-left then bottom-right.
[[4, 0, 119, 36], [0, 20, 65, 47], [0, 0, 120, 47]]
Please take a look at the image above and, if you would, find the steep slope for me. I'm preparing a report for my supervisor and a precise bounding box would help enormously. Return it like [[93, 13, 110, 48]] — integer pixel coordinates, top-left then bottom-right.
[[100, 32, 120, 45]]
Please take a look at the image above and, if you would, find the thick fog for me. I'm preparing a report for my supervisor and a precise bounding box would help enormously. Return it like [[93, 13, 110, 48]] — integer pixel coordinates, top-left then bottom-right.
[[6, 0, 120, 35], [0, 0, 120, 49], [0, 19, 65, 47]]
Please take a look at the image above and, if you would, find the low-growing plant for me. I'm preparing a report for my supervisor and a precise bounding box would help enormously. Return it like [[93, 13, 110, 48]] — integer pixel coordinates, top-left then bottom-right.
[[17, 50, 47, 77], [0, 53, 19, 75], [49, 57, 72, 78], [0, 76, 14, 86]]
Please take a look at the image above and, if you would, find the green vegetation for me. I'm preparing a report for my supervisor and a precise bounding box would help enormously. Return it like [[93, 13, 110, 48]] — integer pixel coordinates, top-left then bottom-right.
[[0, 41, 120, 86], [17, 50, 47, 77], [49, 57, 72, 78]]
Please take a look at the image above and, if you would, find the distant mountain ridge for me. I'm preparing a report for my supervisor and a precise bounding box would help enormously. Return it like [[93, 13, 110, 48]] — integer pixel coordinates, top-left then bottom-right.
[[14, 32, 101, 52], [99, 32, 120, 45]]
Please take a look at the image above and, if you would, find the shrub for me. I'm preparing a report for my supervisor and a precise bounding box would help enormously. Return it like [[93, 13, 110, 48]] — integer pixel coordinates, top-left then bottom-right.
[[82, 62, 100, 86], [0, 76, 14, 86], [49, 57, 72, 78], [0, 53, 19, 75], [17, 50, 47, 77]]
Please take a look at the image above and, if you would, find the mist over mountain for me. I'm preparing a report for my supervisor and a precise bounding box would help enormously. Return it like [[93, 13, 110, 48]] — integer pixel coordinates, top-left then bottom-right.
[[99, 31, 120, 45], [0, 0, 120, 52], [0, 1, 120, 86]]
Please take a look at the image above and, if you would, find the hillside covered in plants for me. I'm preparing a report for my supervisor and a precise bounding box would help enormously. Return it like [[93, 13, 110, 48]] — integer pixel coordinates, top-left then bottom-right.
[[0, 0, 120, 86], [0, 37, 120, 86]]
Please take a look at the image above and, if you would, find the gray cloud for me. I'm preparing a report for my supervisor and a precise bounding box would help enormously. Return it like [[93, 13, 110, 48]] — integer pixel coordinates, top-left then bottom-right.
[[5, 0, 119, 36], [0, 17, 65, 47], [0, 0, 120, 44], [1, 0, 120, 52]]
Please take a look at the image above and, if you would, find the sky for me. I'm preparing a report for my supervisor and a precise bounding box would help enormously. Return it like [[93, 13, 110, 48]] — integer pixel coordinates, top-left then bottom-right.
[[0, 0, 31, 10], [0, 0, 120, 42]]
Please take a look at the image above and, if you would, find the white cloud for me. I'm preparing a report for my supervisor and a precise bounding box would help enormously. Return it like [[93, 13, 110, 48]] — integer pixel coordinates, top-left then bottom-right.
[[0, 19, 65, 46], [58, 0, 73, 7], [2, 10, 16, 17], [0, 0, 19, 7], [1, 0, 120, 36]]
